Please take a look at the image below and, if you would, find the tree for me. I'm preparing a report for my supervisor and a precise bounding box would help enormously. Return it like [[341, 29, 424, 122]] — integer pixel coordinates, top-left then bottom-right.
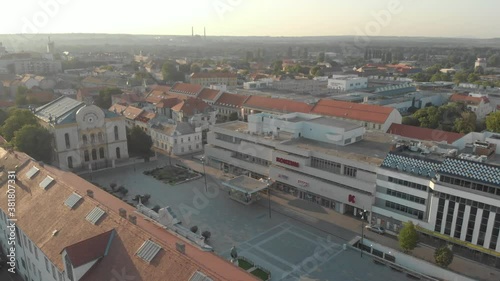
[[110, 183, 117, 191], [0, 109, 7, 127], [272, 60, 283, 75], [0, 109, 39, 142], [15, 85, 28, 106], [162, 61, 184, 82], [126, 126, 153, 158], [486, 111, 500, 133], [434, 246, 454, 268], [152, 205, 161, 213], [12, 125, 53, 163], [190, 64, 201, 73], [95, 88, 122, 109], [488, 54, 500, 67], [453, 71, 469, 84], [402, 116, 420, 126], [228, 112, 238, 121], [454, 111, 476, 134], [190, 226, 198, 233], [398, 221, 419, 253], [467, 73, 479, 83], [202, 230, 211, 241], [318, 52, 325, 63]]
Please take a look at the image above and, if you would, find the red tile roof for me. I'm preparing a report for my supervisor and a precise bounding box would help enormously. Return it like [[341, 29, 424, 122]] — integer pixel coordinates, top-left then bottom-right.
[[171, 98, 211, 116], [450, 94, 487, 105], [387, 123, 464, 144], [122, 106, 144, 120], [191, 72, 237, 79], [137, 110, 156, 122], [109, 103, 128, 114], [215, 92, 249, 108], [170, 83, 203, 95], [78, 87, 105, 98], [198, 88, 220, 101], [27, 91, 58, 104], [311, 99, 394, 124], [145, 86, 172, 104], [243, 96, 313, 114], [64, 229, 115, 267], [156, 98, 182, 109]]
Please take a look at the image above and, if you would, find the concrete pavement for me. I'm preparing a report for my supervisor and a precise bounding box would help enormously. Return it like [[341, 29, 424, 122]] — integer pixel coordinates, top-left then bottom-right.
[[173, 153, 500, 281]]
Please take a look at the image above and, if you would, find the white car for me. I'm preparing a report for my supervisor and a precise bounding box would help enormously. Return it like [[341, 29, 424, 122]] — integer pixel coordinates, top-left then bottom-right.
[[365, 225, 385, 234]]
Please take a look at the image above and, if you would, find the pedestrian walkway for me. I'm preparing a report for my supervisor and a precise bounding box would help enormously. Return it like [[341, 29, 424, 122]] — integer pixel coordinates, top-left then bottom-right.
[[173, 153, 500, 281]]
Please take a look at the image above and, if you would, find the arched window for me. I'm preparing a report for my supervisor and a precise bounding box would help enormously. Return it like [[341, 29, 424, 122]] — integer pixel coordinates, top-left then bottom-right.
[[92, 149, 97, 160], [91, 134, 96, 144], [116, 147, 121, 159], [114, 126, 119, 141], [82, 135, 88, 145], [64, 133, 70, 148], [84, 150, 89, 162], [67, 156, 73, 169], [99, 147, 105, 159], [98, 132, 103, 142]]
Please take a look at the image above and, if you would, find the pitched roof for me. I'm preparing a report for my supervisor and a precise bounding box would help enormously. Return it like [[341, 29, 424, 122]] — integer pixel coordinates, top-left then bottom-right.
[[171, 98, 211, 116], [0, 148, 257, 281], [191, 72, 237, 79], [64, 229, 115, 267], [170, 83, 203, 96], [198, 88, 220, 101], [122, 106, 144, 120], [214, 92, 249, 108], [109, 103, 128, 114], [78, 87, 105, 98], [156, 98, 182, 109], [136, 111, 156, 123], [311, 99, 394, 124], [243, 96, 313, 114], [449, 94, 487, 105], [27, 91, 58, 103], [387, 123, 464, 144], [35, 96, 85, 123]]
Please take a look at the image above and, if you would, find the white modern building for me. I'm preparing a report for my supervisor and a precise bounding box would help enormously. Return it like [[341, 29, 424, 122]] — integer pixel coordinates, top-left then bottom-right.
[[328, 75, 368, 91], [34, 97, 129, 171], [205, 112, 392, 216]]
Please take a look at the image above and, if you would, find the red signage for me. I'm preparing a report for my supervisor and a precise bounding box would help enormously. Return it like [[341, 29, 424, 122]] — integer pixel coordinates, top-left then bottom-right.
[[348, 194, 356, 203], [276, 157, 299, 167]]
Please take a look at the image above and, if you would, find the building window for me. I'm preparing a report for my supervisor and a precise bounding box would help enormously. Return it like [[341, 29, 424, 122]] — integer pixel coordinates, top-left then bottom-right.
[[82, 134, 88, 145], [29, 239, 33, 253], [343, 165, 357, 178], [116, 147, 121, 159], [52, 264, 57, 279], [65, 133, 70, 148], [84, 150, 90, 162], [65, 254, 74, 281], [45, 257, 50, 272], [34, 247, 38, 260], [67, 156, 73, 169], [99, 147, 105, 159], [114, 126, 119, 140], [92, 149, 97, 160], [90, 134, 95, 144], [466, 207, 478, 243], [98, 132, 103, 142], [181, 147, 184, 153], [344, 138, 351, 144]]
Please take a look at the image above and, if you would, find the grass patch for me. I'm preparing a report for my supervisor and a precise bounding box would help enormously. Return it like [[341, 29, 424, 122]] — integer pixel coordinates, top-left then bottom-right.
[[250, 268, 270, 281], [144, 166, 198, 184], [238, 259, 254, 270]]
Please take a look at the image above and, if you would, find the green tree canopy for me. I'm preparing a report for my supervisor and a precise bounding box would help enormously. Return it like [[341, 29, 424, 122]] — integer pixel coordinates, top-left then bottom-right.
[[467, 73, 480, 83], [272, 60, 283, 75], [318, 52, 325, 63], [95, 88, 123, 109], [127, 126, 153, 158], [454, 111, 477, 134], [162, 61, 184, 82], [398, 221, 419, 253], [402, 116, 420, 126], [453, 71, 469, 84], [486, 111, 500, 133], [434, 246, 454, 268], [228, 112, 238, 121], [13, 125, 53, 163], [0, 109, 7, 127], [0, 109, 38, 141], [190, 64, 201, 73]]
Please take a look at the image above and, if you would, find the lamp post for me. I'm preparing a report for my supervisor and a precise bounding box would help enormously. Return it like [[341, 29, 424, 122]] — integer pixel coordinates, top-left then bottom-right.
[[267, 178, 272, 219], [360, 208, 368, 257], [201, 156, 208, 193]]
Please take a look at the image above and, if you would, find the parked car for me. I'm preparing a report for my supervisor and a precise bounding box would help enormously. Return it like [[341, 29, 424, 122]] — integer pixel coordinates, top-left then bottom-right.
[[366, 224, 385, 234]]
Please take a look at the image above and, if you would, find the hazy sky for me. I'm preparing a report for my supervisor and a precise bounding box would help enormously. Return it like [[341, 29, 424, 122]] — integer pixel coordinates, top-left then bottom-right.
[[1, 0, 499, 38]]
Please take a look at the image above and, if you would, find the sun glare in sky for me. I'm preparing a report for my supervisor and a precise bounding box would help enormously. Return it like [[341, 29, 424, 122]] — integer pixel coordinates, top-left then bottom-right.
[[1, 0, 499, 38]]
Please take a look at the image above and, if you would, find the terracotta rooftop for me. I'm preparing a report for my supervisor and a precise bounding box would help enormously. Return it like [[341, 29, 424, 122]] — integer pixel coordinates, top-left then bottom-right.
[[122, 106, 144, 120], [171, 98, 212, 116], [156, 98, 182, 109], [78, 87, 105, 98], [450, 94, 489, 105], [243, 96, 313, 114], [170, 83, 203, 96], [191, 72, 237, 79], [136, 110, 157, 123], [387, 123, 464, 144], [109, 103, 128, 114], [27, 91, 58, 104], [215, 92, 249, 108], [0, 148, 257, 281], [198, 88, 220, 101], [311, 99, 394, 124]]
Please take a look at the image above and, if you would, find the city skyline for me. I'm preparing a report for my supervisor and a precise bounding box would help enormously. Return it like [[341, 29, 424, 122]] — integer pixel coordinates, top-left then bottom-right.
[[1, 0, 500, 38]]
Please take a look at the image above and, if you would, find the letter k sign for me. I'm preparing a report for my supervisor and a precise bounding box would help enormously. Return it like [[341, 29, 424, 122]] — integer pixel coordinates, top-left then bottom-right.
[[348, 195, 356, 203]]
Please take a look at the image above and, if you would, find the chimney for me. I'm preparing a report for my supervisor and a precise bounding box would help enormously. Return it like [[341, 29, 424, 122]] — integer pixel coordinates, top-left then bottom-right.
[[128, 215, 137, 224], [87, 190, 94, 198], [192, 26, 194, 37], [176, 242, 185, 254], [204, 27, 206, 38], [119, 208, 127, 218]]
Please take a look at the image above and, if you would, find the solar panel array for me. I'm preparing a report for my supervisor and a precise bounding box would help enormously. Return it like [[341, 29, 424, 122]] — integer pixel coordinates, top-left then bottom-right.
[[85, 207, 105, 225], [136, 240, 162, 263], [382, 153, 440, 178], [439, 158, 500, 186], [64, 193, 82, 209]]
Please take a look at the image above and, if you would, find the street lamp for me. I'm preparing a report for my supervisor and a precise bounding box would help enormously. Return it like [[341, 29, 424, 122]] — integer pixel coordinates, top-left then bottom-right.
[[360, 208, 368, 257], [201, 156, 207, 193], [267, 178, 272, 219]]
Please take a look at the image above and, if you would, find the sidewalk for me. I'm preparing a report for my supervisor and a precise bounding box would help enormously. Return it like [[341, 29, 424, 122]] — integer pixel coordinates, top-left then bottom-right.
[[171, 153, 500, 281]]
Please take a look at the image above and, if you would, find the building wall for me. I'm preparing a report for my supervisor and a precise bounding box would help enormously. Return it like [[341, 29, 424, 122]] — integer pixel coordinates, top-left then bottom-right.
[[328, 77, 368, 91], [151, 129, 202, 156]]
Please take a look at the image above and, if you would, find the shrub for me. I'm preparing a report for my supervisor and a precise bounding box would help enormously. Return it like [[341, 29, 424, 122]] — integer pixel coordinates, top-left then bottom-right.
[[202, 231, 211, 241], [152, 205, 161, 212], [190, 226, 198, 233]]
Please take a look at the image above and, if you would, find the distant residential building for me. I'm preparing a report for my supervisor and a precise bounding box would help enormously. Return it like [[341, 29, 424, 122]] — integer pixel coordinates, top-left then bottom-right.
[[197, 88, 222, 105], [450, 94, 493, 120], [190, 72, 237, 87], [475, 58, 487, 69], [171, 97, 217, 130], [150, 119, 203, 155], [328, 75, 368, 91], [76, 87, 105, 105], [213, 92, 249, 121], [33, 96, 129, 171], [243, 96, 314, 117], [387, 124, 464, 145]]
